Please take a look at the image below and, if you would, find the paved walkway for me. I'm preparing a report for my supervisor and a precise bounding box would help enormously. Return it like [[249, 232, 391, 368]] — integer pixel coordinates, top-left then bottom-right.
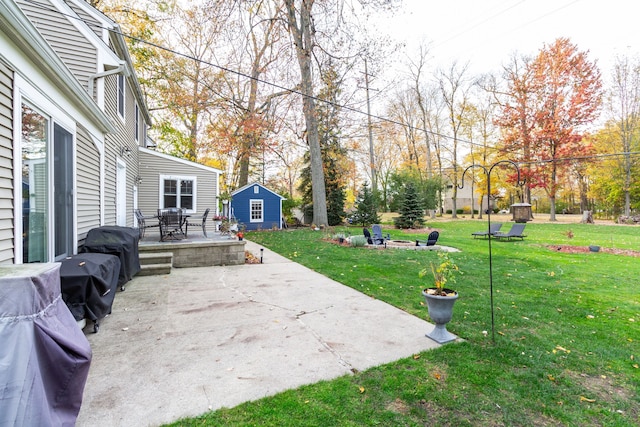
[[76, 241, 445, 427]]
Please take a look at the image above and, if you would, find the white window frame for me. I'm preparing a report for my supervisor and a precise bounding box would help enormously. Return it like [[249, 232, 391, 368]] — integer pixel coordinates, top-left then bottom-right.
[[117, 73, 125, 121], [134, 103, 140, 142], [250, 199, 263, 223], [14, 76, 77, 263], [159, 174, 197, 214]]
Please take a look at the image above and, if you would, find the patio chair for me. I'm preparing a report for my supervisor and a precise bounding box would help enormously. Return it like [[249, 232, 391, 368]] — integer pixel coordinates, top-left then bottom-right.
[[416, 230, 439, 246], [186, 208, 210, 237], [471, 222, 503, 239], [363, 228, 373, 244], [158, 208, 186, 241], [134, 209, 159, 239], [371, 224, 390, 245], [493, 223, 527, 241]]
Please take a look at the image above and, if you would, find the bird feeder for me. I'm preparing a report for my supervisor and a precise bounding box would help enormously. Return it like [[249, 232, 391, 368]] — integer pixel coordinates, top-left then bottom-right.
[[511, 203, 532, 223]]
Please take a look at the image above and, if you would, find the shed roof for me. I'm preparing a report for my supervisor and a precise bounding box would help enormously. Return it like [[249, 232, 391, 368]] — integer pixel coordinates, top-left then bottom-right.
[[232, 182, 284, 199]]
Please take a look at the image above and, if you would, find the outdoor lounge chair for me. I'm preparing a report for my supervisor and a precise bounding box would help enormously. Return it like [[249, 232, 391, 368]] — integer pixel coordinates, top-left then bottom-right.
[[186, 208, 210, 237], [416, 230, 439, 246], [371, 224, 390, 245], [493, 223, 527, 241], [363, 228, 373, 244], [472, 222, 503, 239]]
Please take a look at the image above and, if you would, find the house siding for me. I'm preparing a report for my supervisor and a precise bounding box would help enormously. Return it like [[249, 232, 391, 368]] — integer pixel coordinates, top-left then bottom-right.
[[232, 184, 282, 231], [64, 0, 102, 38], [76, 125, 100, 240], [138, 149, 218, 217], [103, 67, 145, 227], [0, 60, 14, 264], [17, 0, 97, 91]]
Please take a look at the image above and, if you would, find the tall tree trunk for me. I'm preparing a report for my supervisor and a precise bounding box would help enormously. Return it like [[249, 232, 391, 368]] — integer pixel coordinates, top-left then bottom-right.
[[285, 0, 328, 226], [549, 161, 558, 221]]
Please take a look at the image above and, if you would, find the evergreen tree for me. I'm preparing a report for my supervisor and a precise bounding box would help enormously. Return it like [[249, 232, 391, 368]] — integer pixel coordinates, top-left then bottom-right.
[[351, 182, 380, 226], [325, 163, 346, 225], [297, 152, 313, 223], [297, 65, 347, 226], [394, 182, 425, 229]]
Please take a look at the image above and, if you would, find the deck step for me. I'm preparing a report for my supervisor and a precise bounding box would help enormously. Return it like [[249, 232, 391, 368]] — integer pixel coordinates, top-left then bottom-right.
[[138, 263, 172, 276], [139, 252, 173, 266], [138, 252, 173, 276]]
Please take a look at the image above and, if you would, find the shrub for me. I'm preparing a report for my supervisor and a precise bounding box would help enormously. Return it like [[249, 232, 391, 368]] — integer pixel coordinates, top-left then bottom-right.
[[350, 235, 367, 247]]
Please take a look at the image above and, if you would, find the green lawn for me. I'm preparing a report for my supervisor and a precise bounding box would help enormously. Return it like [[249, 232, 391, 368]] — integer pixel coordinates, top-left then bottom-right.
[[168, 220, 640, 426]]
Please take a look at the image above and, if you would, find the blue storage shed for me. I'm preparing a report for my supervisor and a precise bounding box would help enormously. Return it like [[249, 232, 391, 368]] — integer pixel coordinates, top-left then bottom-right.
[[231, 183, 285, 231]]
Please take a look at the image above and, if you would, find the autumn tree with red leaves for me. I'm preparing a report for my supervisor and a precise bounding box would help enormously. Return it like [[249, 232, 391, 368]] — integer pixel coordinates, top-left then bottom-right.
[[529, 38, 602, 220], [496, 38, 602, 220], [494, 54, 537, 205]]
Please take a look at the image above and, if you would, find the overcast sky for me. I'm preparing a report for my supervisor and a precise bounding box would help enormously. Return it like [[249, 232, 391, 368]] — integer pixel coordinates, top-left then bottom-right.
[[377, 0, 638, 78]]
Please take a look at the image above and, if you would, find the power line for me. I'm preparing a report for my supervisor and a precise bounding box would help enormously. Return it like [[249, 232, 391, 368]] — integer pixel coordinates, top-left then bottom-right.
[[23, 0, 493, 149], [24, 0, 635, 163]]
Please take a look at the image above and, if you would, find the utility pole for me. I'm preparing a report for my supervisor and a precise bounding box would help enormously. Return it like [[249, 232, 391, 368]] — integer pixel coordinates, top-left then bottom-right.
[[364, 59, 376, 192]]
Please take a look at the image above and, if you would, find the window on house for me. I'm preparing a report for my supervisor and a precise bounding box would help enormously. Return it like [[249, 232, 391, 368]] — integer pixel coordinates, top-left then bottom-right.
[[250, 199, 263, 222], [117, 74, 125, 119], [161, 175, 196, 213], [134, 103, 140, 141]]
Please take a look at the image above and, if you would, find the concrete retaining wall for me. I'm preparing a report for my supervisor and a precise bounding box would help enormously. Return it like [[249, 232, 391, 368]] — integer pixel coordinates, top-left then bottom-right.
[[139, 240, 245, 268]]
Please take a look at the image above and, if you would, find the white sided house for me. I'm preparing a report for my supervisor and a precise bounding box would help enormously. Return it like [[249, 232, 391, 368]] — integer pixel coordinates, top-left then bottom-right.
[[1, 0, 224, 265], [137, 146, 222, 218]]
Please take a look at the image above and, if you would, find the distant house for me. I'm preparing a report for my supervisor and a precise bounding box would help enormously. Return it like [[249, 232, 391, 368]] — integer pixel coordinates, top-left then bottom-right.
[[231, 183, 284, 231]]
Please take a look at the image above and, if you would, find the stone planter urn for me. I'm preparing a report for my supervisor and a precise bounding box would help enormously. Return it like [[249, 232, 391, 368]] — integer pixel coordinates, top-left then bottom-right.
[[422, 288, 458, 344]]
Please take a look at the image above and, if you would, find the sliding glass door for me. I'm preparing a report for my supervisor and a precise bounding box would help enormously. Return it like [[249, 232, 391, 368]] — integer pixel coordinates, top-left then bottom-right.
[[21, 104, 74, 263]]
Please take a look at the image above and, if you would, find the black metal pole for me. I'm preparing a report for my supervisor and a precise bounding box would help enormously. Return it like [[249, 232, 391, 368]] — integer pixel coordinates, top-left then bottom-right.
[[460, 160, 523, 343]]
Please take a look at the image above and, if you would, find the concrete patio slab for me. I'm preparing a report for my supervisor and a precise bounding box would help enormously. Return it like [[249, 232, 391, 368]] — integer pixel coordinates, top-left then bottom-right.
[[76, 241, 446, 427]]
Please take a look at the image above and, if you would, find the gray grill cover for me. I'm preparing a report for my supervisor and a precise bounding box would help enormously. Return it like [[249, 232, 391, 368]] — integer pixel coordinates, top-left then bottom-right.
[[0, 264, 92, 426]]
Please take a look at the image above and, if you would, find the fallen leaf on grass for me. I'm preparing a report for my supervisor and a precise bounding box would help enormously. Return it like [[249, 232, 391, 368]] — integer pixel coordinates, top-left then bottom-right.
[[547, 374, 555, 381], [580, 396, 596, 403], [358, 386, 365, 394], [413, 354, 421, 360]]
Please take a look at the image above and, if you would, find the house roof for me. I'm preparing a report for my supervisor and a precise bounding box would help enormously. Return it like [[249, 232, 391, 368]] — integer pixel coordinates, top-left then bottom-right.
[[65, 0, 152, 126], [0, 0, 115, 133], [231, 182, 284, 199], [139, 146, 223, 174]]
